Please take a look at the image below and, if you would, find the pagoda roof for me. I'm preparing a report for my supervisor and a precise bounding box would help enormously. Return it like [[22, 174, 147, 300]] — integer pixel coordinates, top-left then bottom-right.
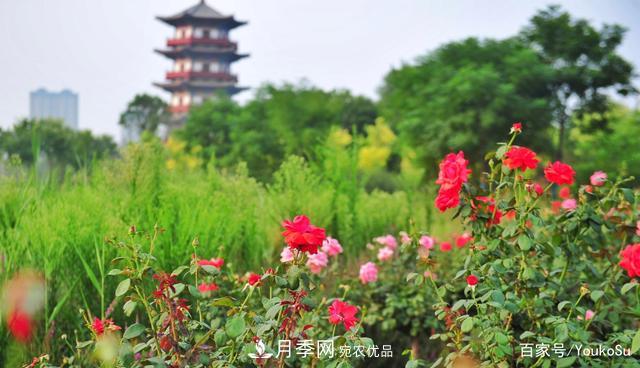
[[154, 80, 248, 95], [155, 47, 249, 61], [157, 1, 247, 29]]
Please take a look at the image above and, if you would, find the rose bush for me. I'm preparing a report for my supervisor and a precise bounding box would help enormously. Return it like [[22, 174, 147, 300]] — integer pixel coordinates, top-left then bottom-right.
[[407, 124, 640, 367]]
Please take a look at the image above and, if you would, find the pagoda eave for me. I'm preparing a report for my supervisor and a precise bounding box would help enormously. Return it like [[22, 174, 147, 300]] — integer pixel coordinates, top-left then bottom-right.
[[154, 81, 248, 94], [154, 48, 249, 62], [156, 16, 246, 30]]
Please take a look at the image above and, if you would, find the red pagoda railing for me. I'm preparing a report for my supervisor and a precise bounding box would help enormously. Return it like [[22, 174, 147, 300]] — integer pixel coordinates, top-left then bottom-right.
[[169, 105, 190, 114], [166, 71, 237, 82], [167, 37, 236, 48]]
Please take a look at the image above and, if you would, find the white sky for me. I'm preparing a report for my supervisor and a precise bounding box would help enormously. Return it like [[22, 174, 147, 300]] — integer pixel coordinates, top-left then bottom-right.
[[0, 0, 638, 140]]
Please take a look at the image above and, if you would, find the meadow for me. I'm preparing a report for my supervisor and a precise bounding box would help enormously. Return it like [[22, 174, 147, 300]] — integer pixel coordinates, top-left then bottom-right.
[[0, 139, 460, 366]]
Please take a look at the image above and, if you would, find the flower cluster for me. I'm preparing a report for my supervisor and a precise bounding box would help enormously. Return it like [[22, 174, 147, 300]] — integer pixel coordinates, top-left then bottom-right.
[[435, 151, 471, 212]]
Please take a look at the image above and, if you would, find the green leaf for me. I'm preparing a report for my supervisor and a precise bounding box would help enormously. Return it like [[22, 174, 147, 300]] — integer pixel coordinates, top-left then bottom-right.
[[557, 301, 571, 312], [621, 282, 637, 295], [461, 317, 474, 333], [213, 297, 235, 307], [115, 278, 131, 297], [517, 235, 533, 251], [430, 357, 443, 368], [225, 316, 246, 339], [556, 356, 576, 367], [107, 269, 123, 276], [123, 300, 137, 317], [451, 299, 466, 312], [631, 329, 640, 354], [519, 331, 535, 339], [590, 290, 604, 302], [123, 323, 145, 339], [201, 265, 220, 275], [405, 360, 420, 368]]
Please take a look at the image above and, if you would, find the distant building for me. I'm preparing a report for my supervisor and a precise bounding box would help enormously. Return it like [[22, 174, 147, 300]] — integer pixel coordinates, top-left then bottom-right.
[[154, 0, 248, 122], [29, 88, 79, 129]]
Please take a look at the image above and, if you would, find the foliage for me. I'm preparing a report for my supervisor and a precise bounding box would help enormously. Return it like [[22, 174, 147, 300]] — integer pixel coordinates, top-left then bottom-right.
[[118, 94, 169, 135], [522, 5, 636, 160], [0, 119, 117, 168], [570, 105, 640, 186], [380, 37, 555, 171], [176, 83, 377, 180]]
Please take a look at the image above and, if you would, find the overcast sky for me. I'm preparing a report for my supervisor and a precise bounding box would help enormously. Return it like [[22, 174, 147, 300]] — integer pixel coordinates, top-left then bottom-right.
[[0, 0, 638, 140]]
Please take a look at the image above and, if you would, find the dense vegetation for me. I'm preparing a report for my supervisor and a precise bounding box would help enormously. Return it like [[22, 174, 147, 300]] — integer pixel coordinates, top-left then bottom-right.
[[0, 5, 638, 368]]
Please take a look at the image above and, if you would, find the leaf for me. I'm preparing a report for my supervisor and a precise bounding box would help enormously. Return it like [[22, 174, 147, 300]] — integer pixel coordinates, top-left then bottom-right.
[[430, 357, 443, 368], [225, 316, 246, 339], [557, 301, 571, 312], [405, 360, 420, 368], [213, 296, 235, 307], [590, 290, 604, 303], [461, 317, 474, 333], [621, 282, 637, 295], [76, 340, 93, 349], [107, 269, 123, 276], [201, 265, 220, 275], [115, 278, 131, 297], [517, 235, 533, 251], [123, 323, 145, 339], [519, 331, 535, 340], [632, 329, 640, 355], [451, 299, 466, 312], [556, 356, 576, 367], [123, 300, 137, 317]]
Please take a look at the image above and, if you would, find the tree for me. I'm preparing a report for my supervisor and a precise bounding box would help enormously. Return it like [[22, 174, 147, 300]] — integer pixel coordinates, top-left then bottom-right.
[[118, 94, 168, 135], [521, 5, 636, 160], [379, 37, 555, 170], [570, 105, 640, 185], [0, 119, 117, 168]]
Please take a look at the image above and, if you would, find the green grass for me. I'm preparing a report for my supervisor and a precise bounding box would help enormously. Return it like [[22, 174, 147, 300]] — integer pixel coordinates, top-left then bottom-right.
[[0, 141, 457, 365]]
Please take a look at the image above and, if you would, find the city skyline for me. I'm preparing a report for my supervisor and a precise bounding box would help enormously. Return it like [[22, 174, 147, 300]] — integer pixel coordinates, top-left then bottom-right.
[[0, 0, 638, 138]]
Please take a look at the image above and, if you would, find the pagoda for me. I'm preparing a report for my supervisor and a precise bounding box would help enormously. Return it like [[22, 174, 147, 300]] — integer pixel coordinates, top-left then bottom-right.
[[154, 0, 248, 118]]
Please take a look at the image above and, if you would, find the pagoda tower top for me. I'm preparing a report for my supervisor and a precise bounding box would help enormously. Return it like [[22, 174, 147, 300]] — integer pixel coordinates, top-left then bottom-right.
[[157, 1, 246, 29]]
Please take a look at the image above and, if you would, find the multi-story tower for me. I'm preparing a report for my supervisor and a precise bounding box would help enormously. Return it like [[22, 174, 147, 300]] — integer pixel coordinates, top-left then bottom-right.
[[154, 0, 248, 118], [29, 88, 79, 130]]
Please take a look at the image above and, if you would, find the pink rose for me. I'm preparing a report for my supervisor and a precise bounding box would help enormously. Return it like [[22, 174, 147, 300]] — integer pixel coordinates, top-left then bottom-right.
[[280, 247, 294, 263], [359, 262, 378, 284], [590, 171, 607, 186], [306, 251, 329, 274], [374, 235, 397, 250], [377, 247, 394, 262], [419, 235, 435, 250], [399, 231, 411, 245], [321, 237, 343, 257], [561, 199, 577, 211]]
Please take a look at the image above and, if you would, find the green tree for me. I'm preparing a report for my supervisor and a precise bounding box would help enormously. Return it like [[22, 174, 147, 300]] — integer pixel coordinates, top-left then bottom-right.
[[522, 5, 636, 160], [0, 119, 117, 168], [571, 105, 640, 184], [379, 37, 555, 170], [118, 94, 168, 135]]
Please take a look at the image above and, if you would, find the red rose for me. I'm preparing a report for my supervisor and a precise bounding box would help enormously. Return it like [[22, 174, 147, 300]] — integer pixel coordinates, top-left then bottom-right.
[[281, 215, 326, 254], [544, 161, 576, 185], [511, 122, 522, 133], [435, 187, 461, 212], [197, 257, 224, 269], [247, 272, 261, 286], [328, 300, 359, 331], [620, 244, 640, 278], [8, 310, 32, 343], [558, 186, 571, 199], [439, 241, 452, 252], [436, 151, 471, 191], [503, 146, 539, 171], [466, 274, 479, 286]]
